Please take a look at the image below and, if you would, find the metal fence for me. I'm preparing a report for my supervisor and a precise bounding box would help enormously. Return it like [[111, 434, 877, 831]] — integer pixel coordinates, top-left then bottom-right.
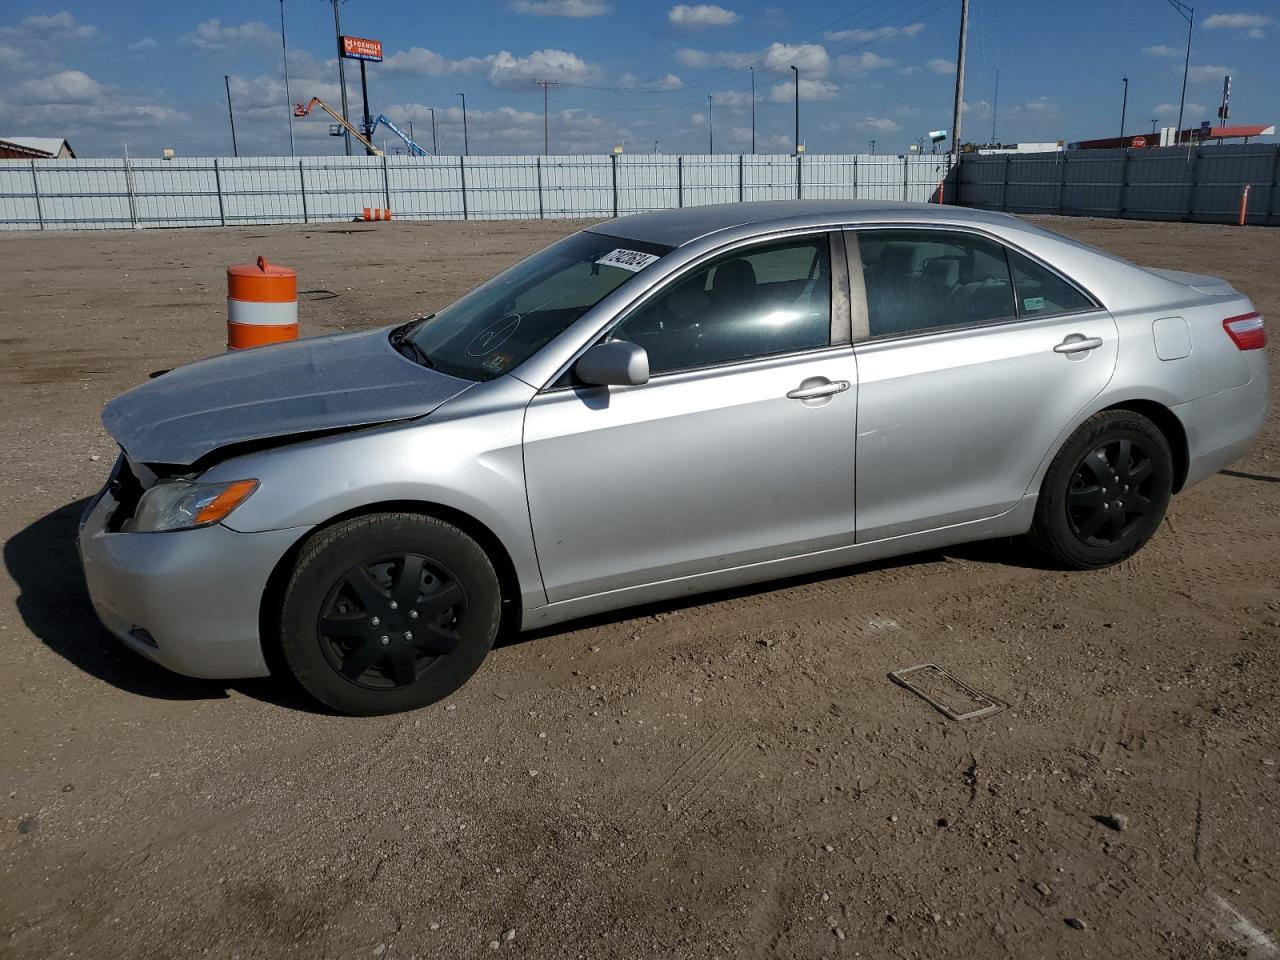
[[0, 153, 951, 231], [954, 143, 1280, 225]]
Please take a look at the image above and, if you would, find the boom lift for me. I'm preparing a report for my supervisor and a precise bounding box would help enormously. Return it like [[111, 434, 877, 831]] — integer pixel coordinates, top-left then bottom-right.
[[369, 114, 431, 156], [293, 98, 383, 156]]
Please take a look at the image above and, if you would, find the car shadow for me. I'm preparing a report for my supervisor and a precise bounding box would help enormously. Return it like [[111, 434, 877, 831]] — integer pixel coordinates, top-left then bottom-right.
[[506, 535, 1036, 648], [3, 498, 320, 711]]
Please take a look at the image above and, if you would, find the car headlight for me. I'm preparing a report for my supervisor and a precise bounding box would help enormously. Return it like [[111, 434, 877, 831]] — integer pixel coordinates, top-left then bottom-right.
[[130, 479, 259, 533]]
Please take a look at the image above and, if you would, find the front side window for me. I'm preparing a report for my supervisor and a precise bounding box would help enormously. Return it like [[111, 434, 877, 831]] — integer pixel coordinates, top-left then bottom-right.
[[857, 230, 1016, 338], [402, 231, 671, 381], [610, 235, 832, 375]]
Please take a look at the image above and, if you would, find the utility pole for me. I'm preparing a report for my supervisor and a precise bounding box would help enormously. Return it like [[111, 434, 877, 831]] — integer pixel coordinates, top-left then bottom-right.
[[457, 92, 469, 155], [1168, 0, 1194, 143], [950, 0, 970, 159], [1120, 77, 1129, 141], [653, 139, 659, 153], [534, 79, 558, 154], [791, 64, 800, 154], [708, 94, 714, 154], [990, 68, 999, 144], [869, 139, 876, 154], [224, 75, 239, 156], [280, 0, 294, 155], [358, 58, 374, 154], [332, 0, 351, 155], [750, 65, 756, 154], [430, 107, 438, 154]]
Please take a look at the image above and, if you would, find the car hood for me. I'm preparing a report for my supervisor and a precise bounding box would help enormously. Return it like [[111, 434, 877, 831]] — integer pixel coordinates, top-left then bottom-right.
[[102, 327, 474, 466]]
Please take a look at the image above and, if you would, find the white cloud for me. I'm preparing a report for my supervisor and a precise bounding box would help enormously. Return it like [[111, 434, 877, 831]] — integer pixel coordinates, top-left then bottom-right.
[[1154, 101, 1206, 117], [1203, 12, 1271, 28], [1021, 96, 1057, 114], [1245, 26, 1266, 37], [837, 51, 896, 74], [382, 46, 601, 90], [669, 4, 739, 27], [926, 58, 955, 75], [1187, 64, 1233, 83], [861, 116, 901, 132], [690, 112, 706, 125], [19, 69, 102, 105], [385, 101, 628, 153], [127, 36, 157, 52], [709, 89, 754, 109], [486, 48, 601, 89], [676, 40, 829, 76], [961, 99, 992, 115], [0, 43, 22, 69], [0, 11, 97, 42], [183, 19, 277, 52], [826, 22, 924, 43], [381, 48, 489, 76], [897, 65, 920, 76], [768, 78, 837, 102], [1142, 44, 1181, 57], [619, 72, 684, 91], [509, 0, 610, 16]]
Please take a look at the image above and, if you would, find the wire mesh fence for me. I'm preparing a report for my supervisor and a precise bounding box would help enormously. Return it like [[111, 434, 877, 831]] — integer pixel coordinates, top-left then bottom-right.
[[954, 143, 1280, 225], [0, 153, 951, 231]]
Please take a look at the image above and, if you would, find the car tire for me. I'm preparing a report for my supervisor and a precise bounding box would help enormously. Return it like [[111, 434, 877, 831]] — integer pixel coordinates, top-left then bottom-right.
[[278, 512, 501, 716], [1028, 409, 1174, 570]]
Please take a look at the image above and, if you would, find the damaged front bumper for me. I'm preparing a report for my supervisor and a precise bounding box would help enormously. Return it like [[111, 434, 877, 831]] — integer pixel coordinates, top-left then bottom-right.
[[77, 473, 310, 680]]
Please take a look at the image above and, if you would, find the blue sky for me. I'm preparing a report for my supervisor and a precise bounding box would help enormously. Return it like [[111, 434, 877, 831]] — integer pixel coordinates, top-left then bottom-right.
[[0, 1, 1275, 157]]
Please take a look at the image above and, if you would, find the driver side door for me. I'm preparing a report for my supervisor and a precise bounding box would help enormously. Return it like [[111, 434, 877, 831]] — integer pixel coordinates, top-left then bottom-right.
[[522, 232, 859, 604]]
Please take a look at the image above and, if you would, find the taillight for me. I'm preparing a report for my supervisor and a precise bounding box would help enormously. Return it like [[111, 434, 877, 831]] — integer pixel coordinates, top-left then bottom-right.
[[1223, 312, 1266, 350]]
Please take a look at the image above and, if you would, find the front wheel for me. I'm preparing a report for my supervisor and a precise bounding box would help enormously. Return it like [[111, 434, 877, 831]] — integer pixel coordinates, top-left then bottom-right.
[[279, 513, 501, 715], [1028, 410, 1174, 569]]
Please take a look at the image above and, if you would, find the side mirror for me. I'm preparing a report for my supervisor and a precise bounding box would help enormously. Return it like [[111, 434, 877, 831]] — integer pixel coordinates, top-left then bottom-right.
[[575, 341, 649, 387]]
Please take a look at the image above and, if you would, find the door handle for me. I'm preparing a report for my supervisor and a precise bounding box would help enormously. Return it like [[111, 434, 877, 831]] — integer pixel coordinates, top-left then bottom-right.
[[1053, 335, 1104, 354], [786, 379, 850, 400]]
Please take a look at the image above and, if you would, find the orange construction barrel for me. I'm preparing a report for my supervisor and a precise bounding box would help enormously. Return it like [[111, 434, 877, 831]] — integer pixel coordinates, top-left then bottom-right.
[[227, 256, 298, 350]]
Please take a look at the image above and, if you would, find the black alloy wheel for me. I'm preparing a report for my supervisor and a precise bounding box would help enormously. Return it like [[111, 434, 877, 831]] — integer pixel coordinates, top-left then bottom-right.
[[279, 513, 502, 715], [318, 554, 465, 689], [1066, 438, 1155, 546], [1029, 409, 1174, 569]]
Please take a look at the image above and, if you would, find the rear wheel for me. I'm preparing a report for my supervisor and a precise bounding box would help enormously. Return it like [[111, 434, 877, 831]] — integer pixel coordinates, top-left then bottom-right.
[[1029, 410, 1173, 569], [279, 513, 501, 715]]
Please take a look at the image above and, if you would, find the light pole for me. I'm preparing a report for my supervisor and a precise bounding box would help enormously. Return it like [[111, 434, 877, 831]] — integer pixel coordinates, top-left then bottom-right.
[[950, 0, 970, 160], [224, 75, 239, 157], [457, 92, 469, 155], [279, 0, 294, 155], [790, 64, 799, 154], [1167, 0, 1194, 143], [869, 139, 877, 154], [331, 0, 351, 155], [1151, 118, 1158, 134], [749, 65, 756, 154], [708, 94, 714, 154], [429, 106, 438, 154], [534, 79, 558, 154], [1120, 77, 1129, 142]]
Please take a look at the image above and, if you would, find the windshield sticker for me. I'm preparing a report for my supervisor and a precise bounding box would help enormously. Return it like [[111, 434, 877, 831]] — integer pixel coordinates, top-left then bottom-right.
[[596, 248, 660, 273], [481, 352, 514, 373], [465, 314, 521, 357]]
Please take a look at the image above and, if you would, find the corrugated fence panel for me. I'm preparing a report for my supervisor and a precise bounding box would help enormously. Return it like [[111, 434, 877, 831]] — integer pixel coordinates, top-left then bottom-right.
[[958, 143, 1280, 226], [0, 161, 41, 230], [744, 155, 798, 202], [1, 154, 952, 230]]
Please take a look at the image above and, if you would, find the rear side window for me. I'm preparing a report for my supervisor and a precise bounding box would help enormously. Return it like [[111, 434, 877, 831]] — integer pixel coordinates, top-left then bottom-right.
[[857, 230, 1016, 338], [1008, 250, 1096, 316]]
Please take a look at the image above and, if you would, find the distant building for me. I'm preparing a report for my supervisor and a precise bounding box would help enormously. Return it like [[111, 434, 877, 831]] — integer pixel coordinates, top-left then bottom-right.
[[974, 142, 1064, 155], [0, 137, 76, 159], [1071, 124, 1275, 150]]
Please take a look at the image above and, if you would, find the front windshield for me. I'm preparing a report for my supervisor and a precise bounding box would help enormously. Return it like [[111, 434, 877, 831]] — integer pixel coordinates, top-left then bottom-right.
[[402, 231, 672, 381]]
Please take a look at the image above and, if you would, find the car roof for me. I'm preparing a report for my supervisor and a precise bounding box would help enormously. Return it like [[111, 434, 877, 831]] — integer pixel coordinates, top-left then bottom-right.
[[589, 199, 1026, 248]]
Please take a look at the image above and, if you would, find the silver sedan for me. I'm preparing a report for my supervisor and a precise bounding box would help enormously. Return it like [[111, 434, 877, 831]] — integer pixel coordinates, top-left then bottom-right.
[[79, 201, 1269, 714]]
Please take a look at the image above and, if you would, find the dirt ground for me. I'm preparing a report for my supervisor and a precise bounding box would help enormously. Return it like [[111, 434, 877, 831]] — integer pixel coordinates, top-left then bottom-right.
[[0, 213, 1277, 960]]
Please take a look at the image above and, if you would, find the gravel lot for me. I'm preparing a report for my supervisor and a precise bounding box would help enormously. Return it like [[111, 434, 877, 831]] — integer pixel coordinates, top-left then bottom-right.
[[1, 214, 1277, 960]]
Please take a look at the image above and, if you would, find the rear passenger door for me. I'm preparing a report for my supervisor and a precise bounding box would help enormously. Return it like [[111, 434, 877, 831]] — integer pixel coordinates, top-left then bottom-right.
[[848, 227, 1118, 542]]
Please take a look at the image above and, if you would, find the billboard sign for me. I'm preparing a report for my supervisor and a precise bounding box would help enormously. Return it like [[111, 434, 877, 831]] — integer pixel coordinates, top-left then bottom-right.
[[341, 36, 383, 62]]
